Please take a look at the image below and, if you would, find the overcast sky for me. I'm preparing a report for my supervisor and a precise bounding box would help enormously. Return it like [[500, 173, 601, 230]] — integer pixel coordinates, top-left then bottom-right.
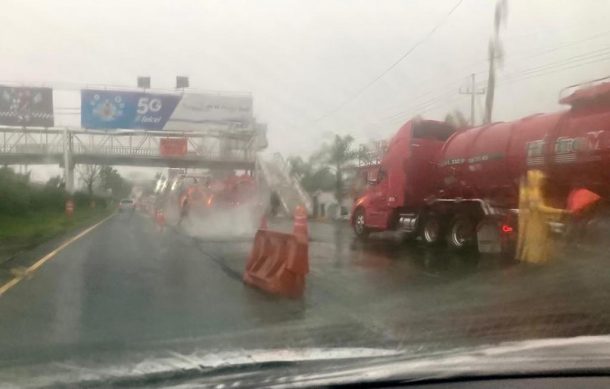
[[1, 0, 610, 182]]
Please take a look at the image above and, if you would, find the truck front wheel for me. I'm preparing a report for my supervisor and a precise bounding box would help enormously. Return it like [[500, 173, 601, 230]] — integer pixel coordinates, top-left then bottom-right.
[[353, 209, 369, 239]]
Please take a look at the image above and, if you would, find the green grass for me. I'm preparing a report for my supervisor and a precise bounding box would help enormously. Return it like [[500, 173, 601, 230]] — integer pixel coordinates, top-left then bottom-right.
[[0, 207, 112, 262]]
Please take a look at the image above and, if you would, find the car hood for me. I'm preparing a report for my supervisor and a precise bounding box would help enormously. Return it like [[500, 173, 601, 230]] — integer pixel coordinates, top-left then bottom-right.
[[5, 335, 610, 388]]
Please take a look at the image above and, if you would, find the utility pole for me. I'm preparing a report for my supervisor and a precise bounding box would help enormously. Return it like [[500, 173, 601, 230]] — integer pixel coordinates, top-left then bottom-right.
[[484, 44, 497, 124], [459, 73, 486, 126], [63, 128, 74, 193], [484, 0, 508, 124]]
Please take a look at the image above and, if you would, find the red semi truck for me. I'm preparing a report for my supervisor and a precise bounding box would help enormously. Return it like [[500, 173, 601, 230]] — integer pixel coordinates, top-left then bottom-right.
[[351, 81, 610, 254]]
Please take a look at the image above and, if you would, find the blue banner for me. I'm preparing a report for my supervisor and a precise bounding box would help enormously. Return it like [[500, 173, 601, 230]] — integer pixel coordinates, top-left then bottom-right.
[[81, 90, 181, 130]]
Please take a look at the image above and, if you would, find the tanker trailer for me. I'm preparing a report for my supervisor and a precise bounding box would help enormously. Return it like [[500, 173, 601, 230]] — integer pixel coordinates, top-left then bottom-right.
[[352, 80, 610, 254], [434, 81, 610, 253]]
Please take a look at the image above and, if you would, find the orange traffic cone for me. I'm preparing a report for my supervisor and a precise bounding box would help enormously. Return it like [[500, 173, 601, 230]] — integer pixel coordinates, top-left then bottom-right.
[[293, 205, 308, 242]]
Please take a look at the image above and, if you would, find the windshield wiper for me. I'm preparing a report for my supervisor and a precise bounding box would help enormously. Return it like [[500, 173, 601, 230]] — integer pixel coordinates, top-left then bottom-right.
[[46, 360, 297, 388]]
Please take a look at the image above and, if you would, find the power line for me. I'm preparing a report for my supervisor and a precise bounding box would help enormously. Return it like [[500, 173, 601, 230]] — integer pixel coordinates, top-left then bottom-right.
[[503, 46, 610, 79], [504, 29, 610, 65], [371, 47, 610, 128], [371, 31, 610, 128], [377, 78, 468, 123], [372, 87, 458, 128], [309, 0, 464, 124], [503, 55, 610, 84], [414, 53, 610, 116], [376, 77, 467, 120]]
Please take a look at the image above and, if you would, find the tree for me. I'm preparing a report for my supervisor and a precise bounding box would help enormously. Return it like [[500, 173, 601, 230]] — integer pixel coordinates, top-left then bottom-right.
[[317, 134, 358, 203], [76, 164, 101, 196], [99, 166, 132, 199], [0, 166, 31, 215], [287, 156, 334, 194], [287, 156, 310, 182]]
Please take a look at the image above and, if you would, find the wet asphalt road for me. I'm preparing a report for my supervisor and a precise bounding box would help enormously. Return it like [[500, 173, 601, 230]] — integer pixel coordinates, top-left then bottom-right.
[[0, 210, 609, 372]]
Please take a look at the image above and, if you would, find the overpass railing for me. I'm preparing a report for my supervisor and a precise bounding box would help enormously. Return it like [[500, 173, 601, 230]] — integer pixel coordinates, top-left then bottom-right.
[[0, 127, 258, 162]]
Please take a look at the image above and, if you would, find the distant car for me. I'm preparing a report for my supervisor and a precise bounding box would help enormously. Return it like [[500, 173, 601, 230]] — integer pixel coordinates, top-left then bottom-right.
[[118, 199, 134, 213]]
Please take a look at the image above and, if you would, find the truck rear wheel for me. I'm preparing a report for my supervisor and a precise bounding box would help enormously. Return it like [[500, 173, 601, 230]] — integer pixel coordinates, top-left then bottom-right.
[[353, 209, 369, 239], [422, 214, 443, 245], [447, 215, 476, 250]]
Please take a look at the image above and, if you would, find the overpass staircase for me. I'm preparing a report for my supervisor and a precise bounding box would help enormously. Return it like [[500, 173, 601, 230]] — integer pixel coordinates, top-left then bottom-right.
[[256, 153, 312, 216]]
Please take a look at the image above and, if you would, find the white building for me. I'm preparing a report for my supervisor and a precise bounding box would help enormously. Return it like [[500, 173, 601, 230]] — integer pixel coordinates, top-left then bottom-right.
[[312, 191, 351, 221]]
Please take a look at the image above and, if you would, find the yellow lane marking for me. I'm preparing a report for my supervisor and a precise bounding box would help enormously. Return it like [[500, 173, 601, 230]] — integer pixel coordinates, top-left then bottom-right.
[[0, 214, 114, 297]]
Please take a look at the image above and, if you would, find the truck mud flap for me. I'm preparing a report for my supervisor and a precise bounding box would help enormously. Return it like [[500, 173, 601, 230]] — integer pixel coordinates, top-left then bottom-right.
[[477, 221, 501, 254]]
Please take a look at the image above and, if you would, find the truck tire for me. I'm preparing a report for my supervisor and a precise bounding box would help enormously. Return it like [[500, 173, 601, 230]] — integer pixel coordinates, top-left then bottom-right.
[[422, 214, 443, 245], [353, 208, 369, 239], [447, 215, 476, 250]]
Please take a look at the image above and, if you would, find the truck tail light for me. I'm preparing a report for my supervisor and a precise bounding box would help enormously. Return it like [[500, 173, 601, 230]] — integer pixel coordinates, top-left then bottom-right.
[[501, 224, 513, 234]]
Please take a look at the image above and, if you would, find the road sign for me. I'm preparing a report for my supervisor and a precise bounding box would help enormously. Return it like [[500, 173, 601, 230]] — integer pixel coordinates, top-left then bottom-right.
[[81, 90, 180, 130], [159, 137, 188, 157], [0, 86, 54, 127]]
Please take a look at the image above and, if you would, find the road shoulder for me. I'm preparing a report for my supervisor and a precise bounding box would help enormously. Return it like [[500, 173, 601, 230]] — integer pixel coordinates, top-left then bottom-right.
[[0, 211, 114, 288]]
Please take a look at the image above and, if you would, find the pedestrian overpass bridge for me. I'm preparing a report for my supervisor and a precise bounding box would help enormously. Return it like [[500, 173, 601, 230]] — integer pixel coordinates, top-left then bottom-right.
[[0, 126, 265, 191], [0, 126, 313, 216]]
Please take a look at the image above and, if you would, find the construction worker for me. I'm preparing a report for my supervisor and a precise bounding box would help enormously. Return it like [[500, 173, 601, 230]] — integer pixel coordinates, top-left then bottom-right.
[[270, 191, 280, 218], [155, 208, 165, 232], [516, 170, 569, 264], [178, 195, 189, 226]]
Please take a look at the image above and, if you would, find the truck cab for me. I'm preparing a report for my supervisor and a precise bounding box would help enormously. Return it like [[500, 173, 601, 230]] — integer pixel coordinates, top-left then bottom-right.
[[351, 119, 455, 237]]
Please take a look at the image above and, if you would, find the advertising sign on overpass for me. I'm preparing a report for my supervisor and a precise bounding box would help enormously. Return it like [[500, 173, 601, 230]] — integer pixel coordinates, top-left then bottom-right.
[[81, 90, 180, 130], [163, 93, 253, 131], [0, 85, 54, 127], [81, 89, 253, 131]]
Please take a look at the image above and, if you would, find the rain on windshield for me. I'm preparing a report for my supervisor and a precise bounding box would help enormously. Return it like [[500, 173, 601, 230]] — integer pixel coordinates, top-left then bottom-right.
[[1, 0, 610, 386]]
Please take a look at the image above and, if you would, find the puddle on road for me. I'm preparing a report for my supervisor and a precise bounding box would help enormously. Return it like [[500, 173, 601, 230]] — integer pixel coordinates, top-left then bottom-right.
[[312, 222, 514, 281]]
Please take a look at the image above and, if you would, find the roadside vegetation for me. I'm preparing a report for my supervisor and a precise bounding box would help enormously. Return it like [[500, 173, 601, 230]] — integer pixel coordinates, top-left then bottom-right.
[[0, 166, 129, 263]]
